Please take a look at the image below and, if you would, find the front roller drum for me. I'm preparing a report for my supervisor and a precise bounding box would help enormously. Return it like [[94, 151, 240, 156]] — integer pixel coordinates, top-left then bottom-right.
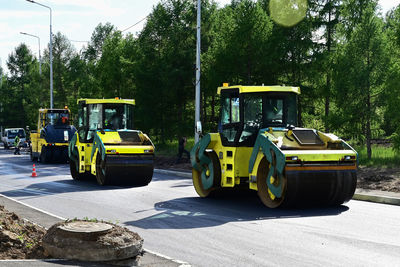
[[70, 160, 91, 180], [95, 153, 154, 186], [257, 159, 357, 208], [283, 169, 357, 207], [192, 152, 221, 197]]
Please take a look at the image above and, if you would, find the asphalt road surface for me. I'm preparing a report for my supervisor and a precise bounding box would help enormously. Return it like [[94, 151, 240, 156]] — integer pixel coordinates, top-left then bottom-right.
[[0, 148, 399, 266]]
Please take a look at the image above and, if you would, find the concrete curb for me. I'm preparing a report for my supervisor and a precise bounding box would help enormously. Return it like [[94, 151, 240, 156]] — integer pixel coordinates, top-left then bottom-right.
[[353, 189, 400, 206], [154, 169, 400, 206]]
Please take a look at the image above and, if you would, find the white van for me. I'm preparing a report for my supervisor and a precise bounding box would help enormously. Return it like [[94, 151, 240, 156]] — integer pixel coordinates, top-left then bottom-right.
[[1, 128, 26, 149]]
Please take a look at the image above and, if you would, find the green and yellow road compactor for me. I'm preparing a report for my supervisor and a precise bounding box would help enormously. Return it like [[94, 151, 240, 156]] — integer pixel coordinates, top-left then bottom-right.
[[30, 108, 76, 163], [68, 98, 155, 186], [191, 84, 358, 208]]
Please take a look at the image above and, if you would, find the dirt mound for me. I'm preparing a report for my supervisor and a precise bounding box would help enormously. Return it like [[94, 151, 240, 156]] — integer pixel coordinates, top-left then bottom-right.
[[155, 155, 192, 171], [0, 205, 48, 259], [357, 167, 400, 192]]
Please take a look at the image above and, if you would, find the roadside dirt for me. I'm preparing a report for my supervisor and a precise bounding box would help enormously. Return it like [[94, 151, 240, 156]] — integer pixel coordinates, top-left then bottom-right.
[[1, 155, 399, 260], [0, 205, 48, 259], [357, 166, 400, 193]]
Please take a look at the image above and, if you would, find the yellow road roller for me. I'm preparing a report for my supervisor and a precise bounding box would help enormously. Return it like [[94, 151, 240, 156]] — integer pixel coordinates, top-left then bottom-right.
[[191, 84, 357, 208], [68, 98, 155, 185], [30, 108, 76, 163]]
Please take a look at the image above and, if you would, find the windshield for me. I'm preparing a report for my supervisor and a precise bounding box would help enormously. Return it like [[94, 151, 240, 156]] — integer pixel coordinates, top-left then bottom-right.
[[264, 93, 297, 127], [104, 104, 134, 130], [44, 111, 70, 126], [220, 91, 298, 146], [87, 103, 134, 131], [84, 103, 135, 142], [7, 129, 25, 139]]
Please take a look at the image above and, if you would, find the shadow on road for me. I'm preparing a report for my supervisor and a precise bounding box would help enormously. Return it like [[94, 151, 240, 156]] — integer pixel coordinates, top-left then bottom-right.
[[125, 191, 350, 229], [0, 179, 141, 198]]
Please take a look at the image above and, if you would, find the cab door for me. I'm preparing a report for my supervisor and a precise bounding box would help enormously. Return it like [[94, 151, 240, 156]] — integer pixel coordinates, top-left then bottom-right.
[[219, 89, 242, 147]]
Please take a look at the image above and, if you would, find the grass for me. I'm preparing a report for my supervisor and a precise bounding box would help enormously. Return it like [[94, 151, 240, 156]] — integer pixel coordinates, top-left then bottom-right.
[[355, 145, 400, 167], [154, 137, 195, 156]]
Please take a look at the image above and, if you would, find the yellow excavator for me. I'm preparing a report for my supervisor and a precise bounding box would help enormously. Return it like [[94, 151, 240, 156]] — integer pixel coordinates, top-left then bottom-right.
[[30, 108, 76, 163], [191, 84, 357, 208], [68, 98, 155, 186]]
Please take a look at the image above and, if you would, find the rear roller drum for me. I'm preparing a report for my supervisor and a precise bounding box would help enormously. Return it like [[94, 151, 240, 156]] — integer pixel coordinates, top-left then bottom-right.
[[192, 152, 221, 197], [96, 153, 110, 186], [327, 171, 357, 206], [40, 146, 50, 163], [30, 148, 38, 162], [257, 157, 287, 208], [70, 160, 87, 181], [270, 170, 357, 208]]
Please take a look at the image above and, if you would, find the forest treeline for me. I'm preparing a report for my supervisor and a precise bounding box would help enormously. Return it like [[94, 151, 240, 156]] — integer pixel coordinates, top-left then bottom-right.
[[1, 0, 400, 158]]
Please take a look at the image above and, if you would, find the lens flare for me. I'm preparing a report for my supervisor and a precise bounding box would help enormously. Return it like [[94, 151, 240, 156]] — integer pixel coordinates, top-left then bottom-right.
[[269, 0, 307, 27]]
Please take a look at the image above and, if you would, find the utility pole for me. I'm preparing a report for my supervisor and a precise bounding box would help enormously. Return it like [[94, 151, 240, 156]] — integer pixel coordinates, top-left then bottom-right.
[[0, 58, 2, 87], [195, 0, 201, 143], [26, 0, 53, 108]]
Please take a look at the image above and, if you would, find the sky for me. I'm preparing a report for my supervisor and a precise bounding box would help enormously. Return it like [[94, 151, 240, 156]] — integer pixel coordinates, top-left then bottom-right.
[[0, 0, 399, 73]]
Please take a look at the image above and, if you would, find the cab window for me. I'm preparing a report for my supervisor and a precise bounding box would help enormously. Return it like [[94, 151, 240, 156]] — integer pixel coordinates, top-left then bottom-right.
[[239, 94, 263, 144], [87, 104, 102, 141], [220, 90, 240, 143]]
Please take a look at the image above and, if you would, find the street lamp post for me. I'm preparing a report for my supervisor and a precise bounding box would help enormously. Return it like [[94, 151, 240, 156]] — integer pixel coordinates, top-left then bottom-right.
[[26, 0, 53, 109], [20, 32, 41, 75], [195, 0, 201, 143]]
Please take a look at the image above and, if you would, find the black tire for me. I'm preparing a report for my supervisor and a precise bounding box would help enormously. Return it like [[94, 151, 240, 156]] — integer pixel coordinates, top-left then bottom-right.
[[69, 159, 86, 180], [40, 146, 47, 163], [30, 149, 37, 162], [62, 148, 69, 163], [53, 149, 62, 163], [96, 153, 109, 186], [40, 146, 52, 163], [4, 144, 8, 150], [134, 169, 154, 186]]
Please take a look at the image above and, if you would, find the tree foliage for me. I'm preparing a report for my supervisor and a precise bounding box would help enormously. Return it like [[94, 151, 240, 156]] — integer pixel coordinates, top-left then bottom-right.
[[1, 0, 399, 157]]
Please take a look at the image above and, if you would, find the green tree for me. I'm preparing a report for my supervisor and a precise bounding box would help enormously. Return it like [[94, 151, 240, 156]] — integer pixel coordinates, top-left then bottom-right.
[[52, 32, 75, 107], [334, 1, 388, 159], [6, 43, 37, 127], [381, 4, 400, 149]]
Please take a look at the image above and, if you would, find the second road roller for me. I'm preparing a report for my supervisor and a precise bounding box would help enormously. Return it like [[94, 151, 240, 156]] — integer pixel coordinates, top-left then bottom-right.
[[30, 107, 76, 163], [68, 98, 155, 186], [191, 84, 357, 208]]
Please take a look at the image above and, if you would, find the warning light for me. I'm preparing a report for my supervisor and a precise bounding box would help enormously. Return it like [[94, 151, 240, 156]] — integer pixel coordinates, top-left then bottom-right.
[[223, 83, 229, 87]]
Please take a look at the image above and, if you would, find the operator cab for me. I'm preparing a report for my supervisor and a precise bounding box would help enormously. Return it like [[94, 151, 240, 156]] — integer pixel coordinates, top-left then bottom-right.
[[39, 109, 71, 129], [218, 85, 300, 147], [77, 99, 135, 142]]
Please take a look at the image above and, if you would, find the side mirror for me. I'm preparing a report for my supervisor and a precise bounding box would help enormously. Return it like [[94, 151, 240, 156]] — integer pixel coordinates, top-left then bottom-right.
[[196, 121, 202, 135]]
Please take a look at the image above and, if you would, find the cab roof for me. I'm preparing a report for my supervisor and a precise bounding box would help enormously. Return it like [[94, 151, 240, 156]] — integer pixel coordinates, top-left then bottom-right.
[[77, 98, 135, 105], [217, 85, 301, 95], [38, 108, 70, 113]]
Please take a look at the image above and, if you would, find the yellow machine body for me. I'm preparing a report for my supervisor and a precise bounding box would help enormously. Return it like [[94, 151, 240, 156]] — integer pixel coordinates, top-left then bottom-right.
[[30, 108, 76, 163], [191, 85, 357, 208], [68, 98, 155, 185]]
